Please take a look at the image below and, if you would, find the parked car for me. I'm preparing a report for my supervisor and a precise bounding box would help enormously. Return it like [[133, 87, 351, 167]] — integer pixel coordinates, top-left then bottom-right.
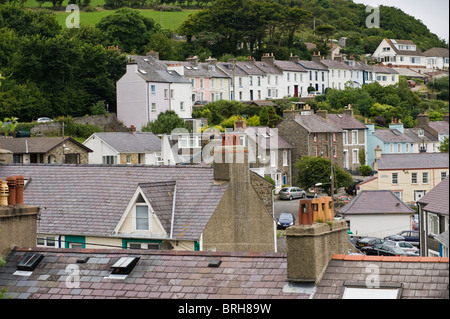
[[384, 231, 420, 246], [355, 237, 384, 250], [408, 80, 416, 88], [277, 212, 296, 229], [194, 100, 209, 106], [37, 117, 53, 123], [338, 195, 352, 203], [361, 244, 408, 256], [383, 240, 419, 255], [345, 179, 363, 196], [279, 187, 306, 200]]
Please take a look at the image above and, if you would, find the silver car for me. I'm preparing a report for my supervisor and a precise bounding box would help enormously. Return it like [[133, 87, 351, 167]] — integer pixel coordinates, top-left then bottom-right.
[[279, 187, 306, 200], [384, 240, 419, 255]]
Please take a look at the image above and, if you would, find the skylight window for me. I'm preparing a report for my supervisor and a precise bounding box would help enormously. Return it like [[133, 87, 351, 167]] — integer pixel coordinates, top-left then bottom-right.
[[138, 69, 148, 75], [110, 257, 140, 275], [17, 253, 44, 271]]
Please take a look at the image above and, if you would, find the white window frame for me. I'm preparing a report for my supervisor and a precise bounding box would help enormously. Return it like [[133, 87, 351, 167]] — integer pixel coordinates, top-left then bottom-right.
[[422, 172, 429, 184], [135, 204, 149, 231], [427, 213, 439, 236], [392, 173, 398, 185], [351, 130, 358, 145], [283, 150, 288, 166], [352, 149, 359, 164]]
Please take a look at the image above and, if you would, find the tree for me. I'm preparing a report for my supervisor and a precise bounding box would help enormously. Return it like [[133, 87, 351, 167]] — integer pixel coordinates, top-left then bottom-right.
[[142, 110, 190, 134], [294, 156, 353, 196], [96, 8, 159, 54], [439, 136, 449, 153]]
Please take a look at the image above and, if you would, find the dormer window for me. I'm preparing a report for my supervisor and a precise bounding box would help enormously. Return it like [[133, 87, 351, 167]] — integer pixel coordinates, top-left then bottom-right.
[[136, 204, 149, 230]]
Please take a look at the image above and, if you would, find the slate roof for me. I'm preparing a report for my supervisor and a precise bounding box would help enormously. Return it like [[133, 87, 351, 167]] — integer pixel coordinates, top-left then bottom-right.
[[377, 152, 449, 170], [403, 128, 439, 143], [245, 127, 292, 150], [373, 129, 414, 143], [254, 61, 283, 75], [0, 164, 228, 240], [423, 47, 449, 57], [417, 176, 449, 215], [89, 132, 161, 153], [320, 59, 352, 70], [294, 114, 343, 133], [428, 121, 449, 135], [0, 247, 309, 299], [386, 39, 424, 56], [327, 114, 367, 130], [161, 60, 230, 79], [128, 55, 190, 84], [298, 60, 328, 71], [0, 137, 92, 154], [273, 60, 308, 72], [338, 190, 415, 215], [314, 254, 449, 299]]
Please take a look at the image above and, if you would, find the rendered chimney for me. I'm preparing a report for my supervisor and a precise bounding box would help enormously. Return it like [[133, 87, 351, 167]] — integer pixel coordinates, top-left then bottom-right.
[[15, 175, 24, 205], [315, 109, 328, 120], [6, 176, 16, 206], [0, 179, 8, 206]]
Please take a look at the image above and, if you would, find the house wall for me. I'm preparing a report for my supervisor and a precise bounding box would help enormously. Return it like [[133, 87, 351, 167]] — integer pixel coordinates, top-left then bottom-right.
[[365, 168, 449, 203], [84, 136, 117, 164], [343, 214, 413, 238], [117, 64, 149, 131], [46, 140, 90, 164], [329, 68, 352, 90], [170, 82, 192, 119], [343, 129, 366, 172]]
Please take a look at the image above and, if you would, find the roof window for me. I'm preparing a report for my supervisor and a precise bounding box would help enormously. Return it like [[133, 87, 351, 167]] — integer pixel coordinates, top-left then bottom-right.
[[17, 253, 44, 271], [110, 257, 140, 275]]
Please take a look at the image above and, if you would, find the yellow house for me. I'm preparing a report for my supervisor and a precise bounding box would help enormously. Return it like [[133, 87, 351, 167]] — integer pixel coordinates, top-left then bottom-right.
[[359, 148, 449, 204]]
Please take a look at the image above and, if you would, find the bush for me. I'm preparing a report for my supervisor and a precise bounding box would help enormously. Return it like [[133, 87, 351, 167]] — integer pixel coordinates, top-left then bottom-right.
[[358, 165, 373, 176]]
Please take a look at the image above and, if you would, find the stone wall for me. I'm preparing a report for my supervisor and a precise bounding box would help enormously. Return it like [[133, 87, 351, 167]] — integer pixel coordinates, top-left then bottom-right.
[[46, 139, 90, 164], [31, 114, 128, 136], [0, 206, 40, 258]]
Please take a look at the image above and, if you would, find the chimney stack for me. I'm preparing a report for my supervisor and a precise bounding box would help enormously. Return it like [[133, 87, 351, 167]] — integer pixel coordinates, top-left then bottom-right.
[[316, 109, 328, 120], [286, 220, 348, 284], [234, 117, 247, 131], [186, 56, 199, 67], [261, 53, 275, 65], [147, 50, 159, 60], [0, 180, 8, 206], [15, 176, 24, 205], [343, 104, 353, 117], [6, 176, 16, 206], [311, 52, 322, 64], [416, 112, 429, 128], [289, 53, 300, 64]]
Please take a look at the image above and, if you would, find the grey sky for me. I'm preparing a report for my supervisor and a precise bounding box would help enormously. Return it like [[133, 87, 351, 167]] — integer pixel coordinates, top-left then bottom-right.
[[354, 0, 449, 41]]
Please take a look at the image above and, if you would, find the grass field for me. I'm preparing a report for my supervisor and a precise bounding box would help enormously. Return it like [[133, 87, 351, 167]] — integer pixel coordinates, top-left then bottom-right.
[[54, 9, 196, 30], [21, 0, 196, 31]]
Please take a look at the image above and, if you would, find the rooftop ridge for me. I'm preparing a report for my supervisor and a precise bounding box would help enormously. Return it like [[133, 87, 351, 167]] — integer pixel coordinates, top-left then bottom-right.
[[12, 246, 287, 259], [332, 254, 449, 263], [0, 163, 213, 169]]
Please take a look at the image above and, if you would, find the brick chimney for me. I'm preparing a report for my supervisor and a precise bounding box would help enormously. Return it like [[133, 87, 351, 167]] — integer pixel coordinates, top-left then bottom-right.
[[0, 176, 39, 258], [147, 50, 159, 60], [234, 117, 247, 131], [289, 53, 300, 64], [316, 109, 328, 120], [343, 104, 353, 117], [416, 112, 429, 128], [286, 220, 348, 284], [311, 51, 322, 64], [186, 56, 199, 67], [261, 53, 275, 65]]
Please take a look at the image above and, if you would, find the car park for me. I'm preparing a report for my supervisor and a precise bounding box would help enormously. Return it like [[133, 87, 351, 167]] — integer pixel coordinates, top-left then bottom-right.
[[277, 212, 296, 229], [355, 237, 384, 250], [386, 230, 420, 246], [361, 244, 408, 256], [278, 187, 306, 200], [383, 240, 419, 255]]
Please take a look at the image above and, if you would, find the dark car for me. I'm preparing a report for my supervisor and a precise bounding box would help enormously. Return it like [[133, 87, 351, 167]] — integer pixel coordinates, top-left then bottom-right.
[[361, 244, 408, 256], [385, 231, 420, 246], [194, 100, 209, 106], [397, 230, 420, 246], [277, 212, 296, 229], [355, 237, 384, 249], [345, 179, 363, 196]]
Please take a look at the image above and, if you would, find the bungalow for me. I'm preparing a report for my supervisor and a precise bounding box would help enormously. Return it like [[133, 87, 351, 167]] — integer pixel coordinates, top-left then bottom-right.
[[417, 176, 449, 257], [337, 190, 416, 238], [0, 137, 92, 164], [0, 143, 276, 253], [423, 47, 449, 70], [82, 131, 162, 165], [372, 39, 426, 68]]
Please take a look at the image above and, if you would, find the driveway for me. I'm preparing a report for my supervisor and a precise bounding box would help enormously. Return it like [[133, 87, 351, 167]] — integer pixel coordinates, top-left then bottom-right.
[[274, 198, 301, 253]]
